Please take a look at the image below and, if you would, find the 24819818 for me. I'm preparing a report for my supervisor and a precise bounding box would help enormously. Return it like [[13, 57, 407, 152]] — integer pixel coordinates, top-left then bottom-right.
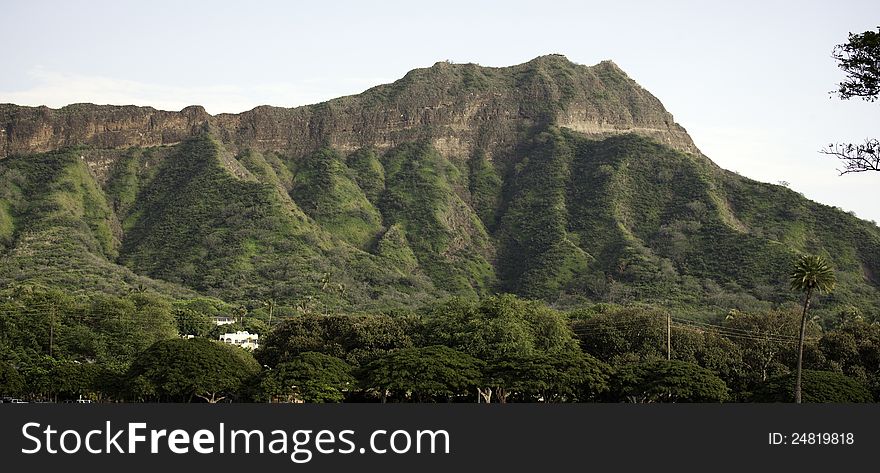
[[768, 432, 854, 445]]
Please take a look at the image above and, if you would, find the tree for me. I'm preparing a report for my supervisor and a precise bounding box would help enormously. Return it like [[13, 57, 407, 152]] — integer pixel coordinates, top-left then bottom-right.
[[128, 338, 260, 402], [669, 328, 749, 398], [0, 361, 24, 397], [359, 346, 483, 402], [570, 305, 667, 364], [487, 346, 609, 402], [822, 27, 880, 173], [753, 370, 872, 403], [173, 308, 212, 337], [723, 309, 816, 385], [255, 313, 413, 368], [609, 360, 729, 403], [420, 295, 579, 402], [258, 352, 354, 403], [264, 298, 276, 326], [90, 292, 178, 366], [822, 139, 879, 174], [790, 255, 836, 404], [819, 319, 880, 400], [833, 27, 880, 101], [50, 361, 101, 401]]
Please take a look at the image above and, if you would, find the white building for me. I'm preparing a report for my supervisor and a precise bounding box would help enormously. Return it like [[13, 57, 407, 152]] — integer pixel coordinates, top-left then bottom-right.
[[212, 316, 235, 326], [220, 331, 259, 350]]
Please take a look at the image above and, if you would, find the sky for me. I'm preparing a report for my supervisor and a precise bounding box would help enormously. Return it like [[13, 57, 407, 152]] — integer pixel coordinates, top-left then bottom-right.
[[2, 0, 878, 222]]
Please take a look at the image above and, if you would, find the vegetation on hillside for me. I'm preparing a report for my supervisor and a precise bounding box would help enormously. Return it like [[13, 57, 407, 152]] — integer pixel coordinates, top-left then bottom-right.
[[2, 128, 880, 323]]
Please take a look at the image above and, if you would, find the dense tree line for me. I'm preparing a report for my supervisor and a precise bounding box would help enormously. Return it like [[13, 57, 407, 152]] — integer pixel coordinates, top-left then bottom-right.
[[1, 288, 877, 403]]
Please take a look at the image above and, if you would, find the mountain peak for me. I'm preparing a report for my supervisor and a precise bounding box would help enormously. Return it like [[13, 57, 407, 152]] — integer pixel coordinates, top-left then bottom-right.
[[595, 59, 624, 71], [0, 56, 700, 158], [523, 53, 574, 65]]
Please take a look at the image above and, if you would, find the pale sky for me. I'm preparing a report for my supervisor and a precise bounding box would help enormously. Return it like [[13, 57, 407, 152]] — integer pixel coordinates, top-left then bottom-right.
[[2, 0, 878, 223]]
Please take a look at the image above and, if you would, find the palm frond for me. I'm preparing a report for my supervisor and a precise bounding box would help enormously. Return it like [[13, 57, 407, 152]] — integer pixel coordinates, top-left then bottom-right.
[[789, 254, 836, 293]]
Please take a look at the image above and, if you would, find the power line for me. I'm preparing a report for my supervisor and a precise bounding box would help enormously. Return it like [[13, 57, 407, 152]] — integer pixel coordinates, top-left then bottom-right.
[[671, 320, 818, 343], [671, 323, 813, 345], [671, 317, 813, 342], [571, 314, 819, 344], [671, 316, 801, 338]]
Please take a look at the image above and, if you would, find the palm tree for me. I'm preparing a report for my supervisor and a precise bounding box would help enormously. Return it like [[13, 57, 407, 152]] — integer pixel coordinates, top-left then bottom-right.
[[264, 298, 276, 326], [789, 254, 836, 403]]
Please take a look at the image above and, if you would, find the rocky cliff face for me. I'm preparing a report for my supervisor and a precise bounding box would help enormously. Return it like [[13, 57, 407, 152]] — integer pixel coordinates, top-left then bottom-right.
[[0, 104, 211, 157], [1, 55, 700, 163]]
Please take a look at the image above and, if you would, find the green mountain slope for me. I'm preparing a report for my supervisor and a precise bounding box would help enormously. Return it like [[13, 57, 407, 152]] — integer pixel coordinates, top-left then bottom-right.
[[378, 141, 495, 296], [0, 149, 189, 295], [290, 147, 382, 249], [1, 56, 879, 319], [113, 137, 441, 309]]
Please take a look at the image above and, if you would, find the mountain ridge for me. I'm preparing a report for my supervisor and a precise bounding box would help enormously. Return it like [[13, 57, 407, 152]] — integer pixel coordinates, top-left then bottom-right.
[[1, 55, 878, 320], [1, 55, 699, 164]]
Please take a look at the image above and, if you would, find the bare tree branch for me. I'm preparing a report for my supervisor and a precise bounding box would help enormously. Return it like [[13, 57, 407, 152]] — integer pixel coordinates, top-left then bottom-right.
[[820, 138, 880, 175], [194, 392, 226, 403]]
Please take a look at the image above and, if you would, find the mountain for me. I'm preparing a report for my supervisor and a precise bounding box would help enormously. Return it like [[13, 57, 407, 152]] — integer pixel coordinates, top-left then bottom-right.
[[2, 55, 879, 317]]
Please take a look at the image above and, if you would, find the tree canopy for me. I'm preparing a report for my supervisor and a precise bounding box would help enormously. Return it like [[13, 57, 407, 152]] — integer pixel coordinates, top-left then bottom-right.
[[609, 360, 729, 403], [359, 346, 483, 402], [752, 370, 873, 403], [420, 295, 579, 361], [128, 338, 260, 402], [823, 26, 880, 173], [487, 346, 610, 402], [819, 319, 880, 400], [257, 352, 354, 403], [255, 313, 414, 367], [790, 255, 836, 295], [0, 361, 25, 396], [833, 27, 880, 101]]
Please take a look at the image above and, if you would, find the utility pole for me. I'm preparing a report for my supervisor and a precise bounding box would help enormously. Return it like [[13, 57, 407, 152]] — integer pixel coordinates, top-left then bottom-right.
[[49, 304, 55, 358], [49, 302, 56, 404], [666, 313, 671, 361]]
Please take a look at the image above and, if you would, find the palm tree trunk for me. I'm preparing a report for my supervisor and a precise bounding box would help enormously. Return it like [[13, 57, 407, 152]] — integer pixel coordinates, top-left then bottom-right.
[[795, 287, 813, 404]]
